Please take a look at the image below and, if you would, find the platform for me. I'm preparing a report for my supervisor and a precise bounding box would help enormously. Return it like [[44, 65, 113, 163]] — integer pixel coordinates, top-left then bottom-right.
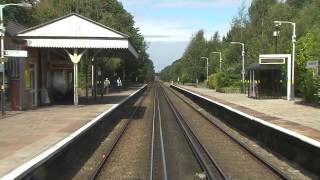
[[177, 85, 320, 142], [0, 86, 142, 178]]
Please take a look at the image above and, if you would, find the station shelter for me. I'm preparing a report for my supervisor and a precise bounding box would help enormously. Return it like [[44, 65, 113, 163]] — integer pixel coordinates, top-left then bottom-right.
[[247, 63, 282, 99], [5, 13, 138, 110]]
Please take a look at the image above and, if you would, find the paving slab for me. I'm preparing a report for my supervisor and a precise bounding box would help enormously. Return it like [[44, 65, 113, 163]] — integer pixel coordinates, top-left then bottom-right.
[[177, 85, 320, 142], [0, 87, 141, 177]]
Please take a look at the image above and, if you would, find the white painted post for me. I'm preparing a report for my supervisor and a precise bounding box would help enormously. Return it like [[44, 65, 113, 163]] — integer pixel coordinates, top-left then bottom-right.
[[241, 44, 245, 85], [206, 58, 209, 82], [287, 55, 292, 101], [65, 48, 87, 106], [219, 54, 222, 72], [291, 23, 296, 100], [249, 70, 252, 97], [74, 63, 78, 105], [0, 8, 5, 115], [253, 71, 255, 97], [91, 57, 94, 88]]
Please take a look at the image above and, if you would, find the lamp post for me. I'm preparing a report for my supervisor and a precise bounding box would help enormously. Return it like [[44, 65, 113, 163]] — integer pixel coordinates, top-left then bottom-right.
[[0, 2, 32, 115], [273, 23, 280, 53], [274, 20, 296, 100], [200, 57, 209, 82], [231, 42, 245, 92], [211, 51, 222, 72]]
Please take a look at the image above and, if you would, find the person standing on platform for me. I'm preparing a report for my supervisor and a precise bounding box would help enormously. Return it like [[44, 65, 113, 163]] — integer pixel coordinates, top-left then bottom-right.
[[117, 77, 122, 92], [104, 77, 110, 94]]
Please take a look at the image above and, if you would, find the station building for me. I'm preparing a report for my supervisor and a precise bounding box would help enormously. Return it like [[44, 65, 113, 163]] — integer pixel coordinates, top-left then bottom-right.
[[3, 13, 138, 111]]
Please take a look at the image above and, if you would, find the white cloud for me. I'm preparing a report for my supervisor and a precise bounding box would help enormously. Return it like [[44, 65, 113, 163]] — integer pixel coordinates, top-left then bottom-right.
[[120, 0, 242, 8], [135, 19, 198, 41], [134, 14, 230, 42], [156, 0, 240, 8], [148, 41, 189, 71], [120, 0, 251, 42], [119, 0, 252, 70]]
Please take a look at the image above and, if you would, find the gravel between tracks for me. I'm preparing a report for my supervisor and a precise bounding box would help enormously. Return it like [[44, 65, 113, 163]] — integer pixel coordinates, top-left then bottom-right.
[[165, 85, 314, 179], [72, 118, 128, 180], [158, 87, 203, 180], [164, 86, 284, 179], [96, 88, 153, 179]]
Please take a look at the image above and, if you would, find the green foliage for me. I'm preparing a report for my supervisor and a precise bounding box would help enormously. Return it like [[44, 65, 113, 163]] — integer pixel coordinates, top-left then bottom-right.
[[160, 0, 320, 102], [295, 27, 320, 101], [298, 73, 319, 102], [208, 74, 217, 89], [207, 72, 241, 90], [2, 0, 155, 83]]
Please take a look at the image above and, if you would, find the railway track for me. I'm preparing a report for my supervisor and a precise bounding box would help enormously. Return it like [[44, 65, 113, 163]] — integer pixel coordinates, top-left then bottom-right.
[[86, 82, 291, 179], [89, 88, 148, 180], [159, 83, 226, 180], [150, 84, 168, 180], [164, 83, 291, 180]]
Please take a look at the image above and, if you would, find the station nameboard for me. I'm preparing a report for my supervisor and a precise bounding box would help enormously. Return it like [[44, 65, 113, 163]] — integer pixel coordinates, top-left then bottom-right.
[[4, 50, 28, 57], [259, 54, 289, 65], [306, 60, 319, 69], [259, 58, 286, 64]]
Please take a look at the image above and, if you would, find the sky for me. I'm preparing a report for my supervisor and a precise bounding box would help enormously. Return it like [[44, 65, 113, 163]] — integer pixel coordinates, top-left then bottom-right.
[[119, 0, 252, 72]]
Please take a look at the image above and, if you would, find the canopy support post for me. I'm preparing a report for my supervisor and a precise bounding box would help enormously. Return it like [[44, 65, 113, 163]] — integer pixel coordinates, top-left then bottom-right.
[[65, 48, 87, 105]]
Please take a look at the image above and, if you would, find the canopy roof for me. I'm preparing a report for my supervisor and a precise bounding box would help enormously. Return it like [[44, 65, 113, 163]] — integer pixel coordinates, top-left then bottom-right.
[[248, 63, 282, 70], [16, 13, 138, 59]]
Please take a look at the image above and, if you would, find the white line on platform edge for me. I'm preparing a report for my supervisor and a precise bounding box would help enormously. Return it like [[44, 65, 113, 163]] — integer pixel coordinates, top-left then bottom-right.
[[173, 85, 320, 149], [1, 85, 147, 180]]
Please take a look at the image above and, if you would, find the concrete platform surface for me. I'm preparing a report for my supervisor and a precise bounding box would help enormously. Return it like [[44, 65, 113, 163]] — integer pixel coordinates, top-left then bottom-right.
[[0, 87, 141, 177], [178, 85, 320, 142]]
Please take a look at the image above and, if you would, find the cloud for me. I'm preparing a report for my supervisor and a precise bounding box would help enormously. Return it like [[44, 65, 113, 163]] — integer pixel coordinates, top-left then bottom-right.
[[120, 0, 242, 8], [148, 41, 189, 71], [156, 0, 240, 8], [119, 0, 253, 71], [119, 0, 150, 5], [134, 14, 230, 42], [120, 0, 252, 42], [133, 15, 198, 41]]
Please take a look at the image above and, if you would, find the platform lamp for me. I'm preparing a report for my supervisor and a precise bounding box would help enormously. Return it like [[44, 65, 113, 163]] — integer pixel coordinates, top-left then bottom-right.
[[273, 23, 280, 54], [200, 57, 209, 82], [211, 51, 222, 72], [0, 2, 32, 115], [274, 20, 296, 100], [231, 41, 245, 93]]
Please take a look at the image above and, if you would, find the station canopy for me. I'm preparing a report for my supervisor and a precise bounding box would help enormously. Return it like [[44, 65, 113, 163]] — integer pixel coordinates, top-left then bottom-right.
[[15, 13, 139, 106], [15, 13, 138, 59]]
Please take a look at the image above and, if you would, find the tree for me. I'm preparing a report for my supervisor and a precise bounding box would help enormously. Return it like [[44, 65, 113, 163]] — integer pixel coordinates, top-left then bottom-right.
[[1, 0, 154, 83], [183, 30, 207, 82], [160, 0, 320, 102]]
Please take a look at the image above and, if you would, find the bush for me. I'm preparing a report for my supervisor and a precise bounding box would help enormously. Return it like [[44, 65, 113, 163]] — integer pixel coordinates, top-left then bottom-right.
[[298, 72, 320, 103], [208, 74, 217, 89], [208, 72, 241, 91]]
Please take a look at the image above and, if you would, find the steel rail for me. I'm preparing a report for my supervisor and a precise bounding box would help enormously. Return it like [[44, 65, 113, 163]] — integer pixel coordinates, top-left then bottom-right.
[[149, 86, 156, 180], [149, 84, 168, 180], [158, 84, 228, 180], [90, 89, 147, 180], [168, 85, 291, 180], [157, 85, 169, 180]]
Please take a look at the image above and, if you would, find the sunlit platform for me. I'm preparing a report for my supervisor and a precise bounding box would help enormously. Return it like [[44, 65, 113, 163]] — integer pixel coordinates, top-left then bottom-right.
[[178, 84, 320, 142], [0, 86, 143, 178]]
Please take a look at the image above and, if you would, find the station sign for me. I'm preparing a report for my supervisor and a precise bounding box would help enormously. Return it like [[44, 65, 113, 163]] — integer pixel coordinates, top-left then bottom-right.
[[306, 60, 319, 69], [259, 54, 289, 65], [4, 50, 28, 57]]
